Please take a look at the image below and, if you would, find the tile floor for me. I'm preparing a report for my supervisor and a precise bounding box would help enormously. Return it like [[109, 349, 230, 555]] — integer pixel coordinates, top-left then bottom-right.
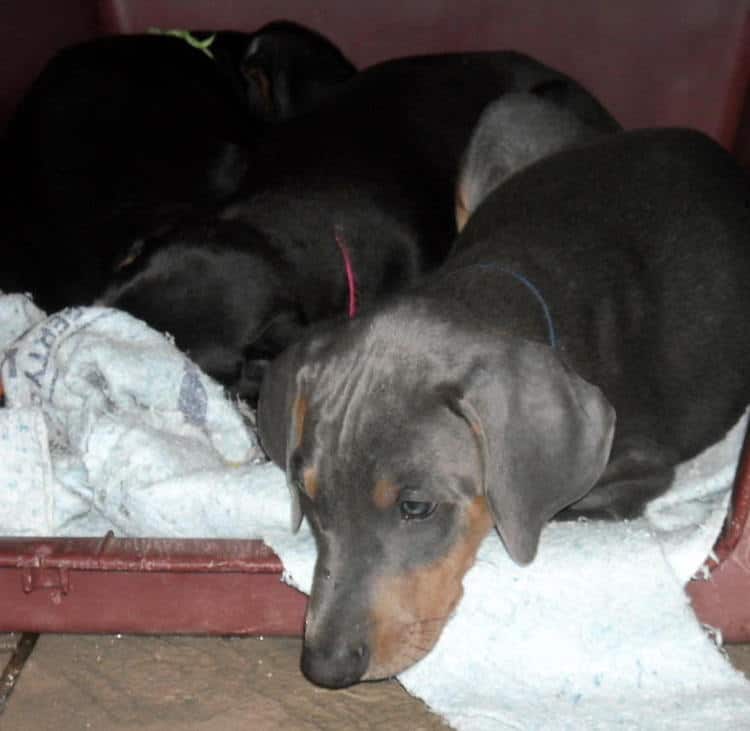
[[1, 633, 748, 730]]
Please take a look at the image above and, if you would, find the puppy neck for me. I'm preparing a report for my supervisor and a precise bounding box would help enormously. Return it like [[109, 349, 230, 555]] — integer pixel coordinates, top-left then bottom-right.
[[467, 264, 557, 349], [415, 262, 559, 351]]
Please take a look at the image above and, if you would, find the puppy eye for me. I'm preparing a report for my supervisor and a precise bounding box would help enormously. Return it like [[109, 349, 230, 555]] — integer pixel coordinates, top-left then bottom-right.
[[400, 500, 437, 520]]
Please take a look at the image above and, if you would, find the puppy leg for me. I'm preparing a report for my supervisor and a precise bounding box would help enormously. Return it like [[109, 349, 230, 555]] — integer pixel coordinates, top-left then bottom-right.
[[556, 437, 677, 521]]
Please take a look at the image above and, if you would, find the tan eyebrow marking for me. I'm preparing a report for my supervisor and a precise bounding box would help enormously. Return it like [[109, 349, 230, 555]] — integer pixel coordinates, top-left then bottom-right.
[[372, 479, 400, 510], [303, 466, 320, 500], [455, 181, 470, 232]]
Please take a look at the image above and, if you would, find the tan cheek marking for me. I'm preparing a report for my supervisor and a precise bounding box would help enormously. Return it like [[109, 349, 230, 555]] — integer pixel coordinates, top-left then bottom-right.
[[455, 181, 470, 232], [303, 466, 319, 500], [365, 496, 493, 678], [114, 253, 137, 271], [292, 396, 307, 448], [244, 66, 274, 114], [373, 479, 399, 510]]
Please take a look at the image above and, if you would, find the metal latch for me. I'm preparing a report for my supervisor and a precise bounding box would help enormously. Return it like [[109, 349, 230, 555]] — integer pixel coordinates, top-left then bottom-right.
[[20, 566, 70, 601]]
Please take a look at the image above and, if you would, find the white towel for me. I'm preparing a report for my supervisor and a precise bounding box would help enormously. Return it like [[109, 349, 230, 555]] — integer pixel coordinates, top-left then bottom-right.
[[0, 406, 56, 535], [0, 298, 262, 536], [1, 293, 749, 729]]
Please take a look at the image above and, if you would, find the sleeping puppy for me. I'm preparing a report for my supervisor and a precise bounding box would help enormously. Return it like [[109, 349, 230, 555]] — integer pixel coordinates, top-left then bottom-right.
[[1, 21, 356, 311], [99, 51, 620, 403], [98, 193, 425, 405], [256, 128, 750, 688]]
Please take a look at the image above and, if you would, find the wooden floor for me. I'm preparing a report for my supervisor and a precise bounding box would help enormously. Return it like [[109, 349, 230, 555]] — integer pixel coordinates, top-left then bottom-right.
[[1, 633, 749, 730]]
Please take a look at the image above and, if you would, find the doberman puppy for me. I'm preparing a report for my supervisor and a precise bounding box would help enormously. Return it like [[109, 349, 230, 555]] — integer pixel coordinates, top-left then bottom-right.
[[257, 128, 750, 688], [1, 21, 356, 310], [98, 51, 620, 404]]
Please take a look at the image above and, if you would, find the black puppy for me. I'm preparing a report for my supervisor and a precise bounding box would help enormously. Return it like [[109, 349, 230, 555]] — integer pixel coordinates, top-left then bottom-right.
[[1, 21, 356, 310], [100, 51, 620, 403], [257, 129, 750, 688]]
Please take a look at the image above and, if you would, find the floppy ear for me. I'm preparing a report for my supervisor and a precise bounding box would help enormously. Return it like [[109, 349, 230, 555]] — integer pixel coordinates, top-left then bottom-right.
[[257, 343, 308, 532], [452, 341, 615, 565]]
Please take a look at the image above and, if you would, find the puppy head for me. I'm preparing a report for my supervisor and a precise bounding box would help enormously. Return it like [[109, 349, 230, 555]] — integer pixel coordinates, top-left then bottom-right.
[[258, 300, 614, 687], [455, 89, 603, 231], [99, 221, 306, 406], [240, 20, 356, 121]]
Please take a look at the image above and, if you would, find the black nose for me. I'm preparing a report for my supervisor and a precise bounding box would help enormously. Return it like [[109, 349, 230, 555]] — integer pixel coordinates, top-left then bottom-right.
[[300, 640, 369, 689]]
